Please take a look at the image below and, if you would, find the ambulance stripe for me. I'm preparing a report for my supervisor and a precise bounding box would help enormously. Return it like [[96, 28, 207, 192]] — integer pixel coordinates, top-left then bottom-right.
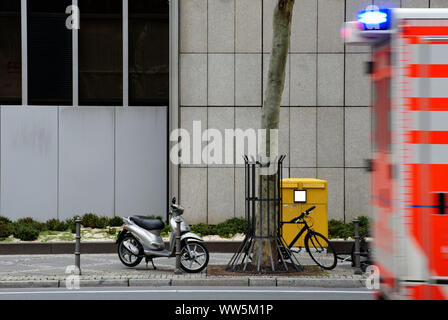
[[412, 78, 448, 98], [404, 26, 448, 36], [407, 205, 448, 209], [412, 44, 448, 64], [412, 111, 448, 131], [409, 98, 448, 111], [408, 64, 448, 78], [406, 20, 448, 27], [413, 144, 448, 164], [408, 131, 448, 144]]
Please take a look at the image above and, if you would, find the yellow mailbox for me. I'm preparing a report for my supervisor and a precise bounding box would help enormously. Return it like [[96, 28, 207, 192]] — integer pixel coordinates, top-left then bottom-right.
[[281, 178, 328, 247]]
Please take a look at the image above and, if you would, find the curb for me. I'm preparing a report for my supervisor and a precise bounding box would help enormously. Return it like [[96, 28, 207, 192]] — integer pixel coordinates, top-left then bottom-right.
[[276, 278, 365, 288], [0, 277, 366, 289], [171, 278, 250, 287], [249, 277, 277, 287], [59, 279, 129, 288], [0, 241, 242, 255], [0, 240, 356, 255], [0, 280, 59, 288], [129, 279, 172, 287]]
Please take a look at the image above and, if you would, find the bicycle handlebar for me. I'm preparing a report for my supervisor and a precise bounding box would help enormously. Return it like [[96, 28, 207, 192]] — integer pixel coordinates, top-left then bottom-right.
[[305, 206, 316, 215], [288, 206, 316, 223]]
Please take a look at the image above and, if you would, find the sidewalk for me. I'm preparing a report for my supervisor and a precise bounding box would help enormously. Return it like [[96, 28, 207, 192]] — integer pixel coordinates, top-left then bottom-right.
[[0, 253, 367, 289]]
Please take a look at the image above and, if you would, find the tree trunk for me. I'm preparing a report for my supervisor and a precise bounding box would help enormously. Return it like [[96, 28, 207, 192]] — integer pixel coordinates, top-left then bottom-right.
[[253, 0, 294, 270]]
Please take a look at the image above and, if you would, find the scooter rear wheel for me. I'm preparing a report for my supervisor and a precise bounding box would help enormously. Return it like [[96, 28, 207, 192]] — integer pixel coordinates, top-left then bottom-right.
[[118, 234, 143, 267], [179, 241, 209, 273]]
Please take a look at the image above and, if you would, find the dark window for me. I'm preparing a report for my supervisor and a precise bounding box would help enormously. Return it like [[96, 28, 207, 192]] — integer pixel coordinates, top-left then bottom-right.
[[79, 0, 122, 106], [129, 0, 169, 106], [28, 0, 73, 105], [0, 0, 21, 105]]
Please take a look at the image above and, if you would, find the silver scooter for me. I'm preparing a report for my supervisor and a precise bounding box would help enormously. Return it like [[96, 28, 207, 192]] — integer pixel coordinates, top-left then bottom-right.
[[116, 197, 209, 273]]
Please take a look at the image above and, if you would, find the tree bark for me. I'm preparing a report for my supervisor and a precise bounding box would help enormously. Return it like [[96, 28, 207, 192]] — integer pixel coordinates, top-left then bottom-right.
[[253, 0, 295, 270]]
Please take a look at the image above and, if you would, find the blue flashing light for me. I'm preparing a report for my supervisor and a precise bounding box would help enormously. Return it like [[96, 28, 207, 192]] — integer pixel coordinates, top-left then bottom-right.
[[359, 11, 387, 24], [358, 9, 391, 30]]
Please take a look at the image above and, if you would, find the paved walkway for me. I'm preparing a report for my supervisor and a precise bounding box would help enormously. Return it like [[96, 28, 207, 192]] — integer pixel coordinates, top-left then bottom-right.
[[0, 253, 367, 288]]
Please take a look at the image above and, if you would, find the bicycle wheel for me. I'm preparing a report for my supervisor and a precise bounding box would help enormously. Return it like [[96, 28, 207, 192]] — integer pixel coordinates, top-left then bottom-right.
[[305, 232, 337, 270]]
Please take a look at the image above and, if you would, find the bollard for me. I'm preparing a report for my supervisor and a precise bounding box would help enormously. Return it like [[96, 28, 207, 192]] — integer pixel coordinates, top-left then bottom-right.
[[353, 218, 362, 275], [75, 217, 82, 275], [174, 216, 182, 274]]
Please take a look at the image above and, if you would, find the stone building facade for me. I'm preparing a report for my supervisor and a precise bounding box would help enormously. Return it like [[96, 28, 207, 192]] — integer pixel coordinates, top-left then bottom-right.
[[177, 0, 445, 224]]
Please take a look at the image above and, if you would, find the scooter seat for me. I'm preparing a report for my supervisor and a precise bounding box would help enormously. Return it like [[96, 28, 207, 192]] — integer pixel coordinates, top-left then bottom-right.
[[130, 216, 165, 231]]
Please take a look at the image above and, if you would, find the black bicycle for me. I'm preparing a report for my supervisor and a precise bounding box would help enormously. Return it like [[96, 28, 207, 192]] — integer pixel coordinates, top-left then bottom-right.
[[281, 206, 337, 270]]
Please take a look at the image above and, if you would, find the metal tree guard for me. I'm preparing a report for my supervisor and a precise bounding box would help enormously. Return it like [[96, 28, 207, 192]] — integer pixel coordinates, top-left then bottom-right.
[[226, 155, 302, 273]]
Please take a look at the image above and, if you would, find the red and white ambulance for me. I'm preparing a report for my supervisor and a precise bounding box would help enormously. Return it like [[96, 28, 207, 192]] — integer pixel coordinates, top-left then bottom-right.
[[342, 8, 448, 300]]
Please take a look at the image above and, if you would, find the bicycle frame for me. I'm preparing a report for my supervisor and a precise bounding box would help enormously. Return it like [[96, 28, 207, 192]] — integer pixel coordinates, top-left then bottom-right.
[[280, 209, 338, 270], [283, 219, 313, 249]]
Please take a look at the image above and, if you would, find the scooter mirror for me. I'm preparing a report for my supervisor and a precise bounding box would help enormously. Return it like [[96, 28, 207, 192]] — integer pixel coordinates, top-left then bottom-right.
[[172, 197, 176, 204]]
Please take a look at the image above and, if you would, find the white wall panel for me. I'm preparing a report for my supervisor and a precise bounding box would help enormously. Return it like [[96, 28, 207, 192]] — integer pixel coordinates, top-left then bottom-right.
[[1, 106, 58, 221], [115, 107, 167, 217], [58, 107, 115, 219]]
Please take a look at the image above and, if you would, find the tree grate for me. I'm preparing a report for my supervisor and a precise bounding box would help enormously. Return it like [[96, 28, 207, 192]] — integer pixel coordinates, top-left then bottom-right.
[[226, 155, 303, 273]]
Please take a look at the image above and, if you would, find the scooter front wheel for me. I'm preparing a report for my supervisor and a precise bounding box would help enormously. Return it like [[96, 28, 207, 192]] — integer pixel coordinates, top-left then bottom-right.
[[180, 241, 209, 273], [118, 234, 143, 267]]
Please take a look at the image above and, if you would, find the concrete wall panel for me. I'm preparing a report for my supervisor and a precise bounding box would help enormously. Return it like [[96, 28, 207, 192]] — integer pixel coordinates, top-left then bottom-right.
[[180, 167, 207, 224], [317, 0, 345, 53], [180, 0, 208, 53], [208, 0, 235, 53], [208, 54, 234, 106], [180, 54, 207, 106], [208, 167, 234, 224], [291, 0, 317, 53], [236, 0, 262, 53], [1, 106, 58, 221], [115, 107, 167, 217], [58, 107, 115, 219]]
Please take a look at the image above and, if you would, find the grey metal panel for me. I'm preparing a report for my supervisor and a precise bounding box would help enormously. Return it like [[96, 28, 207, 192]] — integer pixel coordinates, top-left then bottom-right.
[[58, 107, 115, 219], [115, 107, 167, 217], [1, 106, 58, 221]]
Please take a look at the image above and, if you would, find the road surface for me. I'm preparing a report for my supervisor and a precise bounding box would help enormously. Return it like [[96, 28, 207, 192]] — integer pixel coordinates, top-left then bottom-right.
[[0, 286, 374, 300]]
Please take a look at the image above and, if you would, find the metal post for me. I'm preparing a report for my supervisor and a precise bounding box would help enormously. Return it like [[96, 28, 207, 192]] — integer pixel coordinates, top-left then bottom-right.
[[75, 218, 81, 275], [21, 0, 28, 106], [72, 0, 79, 107], [353, 218, 362, 275], [123, 0, 129, 107], [174, 217, 182, 274]]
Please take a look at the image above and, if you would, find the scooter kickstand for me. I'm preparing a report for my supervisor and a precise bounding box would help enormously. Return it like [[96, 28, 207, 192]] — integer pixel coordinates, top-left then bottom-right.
[[145, 257, 157, 270]]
